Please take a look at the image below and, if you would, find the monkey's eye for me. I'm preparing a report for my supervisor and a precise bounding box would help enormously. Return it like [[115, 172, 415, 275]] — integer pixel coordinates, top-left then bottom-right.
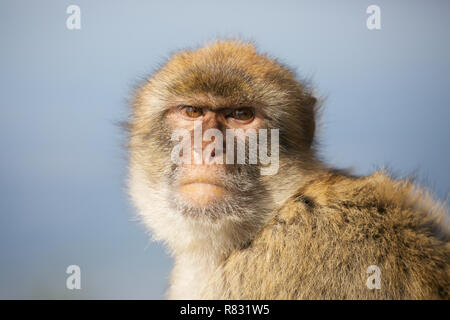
[[231, 108, 254, 121], [181, 106, 203, 118]]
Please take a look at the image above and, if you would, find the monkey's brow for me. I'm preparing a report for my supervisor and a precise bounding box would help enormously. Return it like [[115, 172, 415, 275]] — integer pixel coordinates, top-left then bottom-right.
[[203, 106, 235, 113], [176, 105, 252, 112]]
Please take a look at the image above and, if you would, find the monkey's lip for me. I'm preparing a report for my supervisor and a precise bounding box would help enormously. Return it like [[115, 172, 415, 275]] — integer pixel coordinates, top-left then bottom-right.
[[178, 179, 227, 205], [179, 179, 225, 189]]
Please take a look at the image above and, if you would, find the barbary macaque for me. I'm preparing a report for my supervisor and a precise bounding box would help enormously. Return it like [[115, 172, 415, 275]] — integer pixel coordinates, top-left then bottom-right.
[[128, 40, 449, 299]]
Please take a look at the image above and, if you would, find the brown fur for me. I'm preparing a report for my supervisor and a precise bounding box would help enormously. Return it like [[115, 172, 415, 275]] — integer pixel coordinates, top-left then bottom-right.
[[128, 39, 449, 299], [201, 170, 449, 299]]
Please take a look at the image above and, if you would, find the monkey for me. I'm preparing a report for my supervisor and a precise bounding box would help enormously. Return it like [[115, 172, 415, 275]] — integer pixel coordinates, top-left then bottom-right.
[[127, 40, 449, 299]]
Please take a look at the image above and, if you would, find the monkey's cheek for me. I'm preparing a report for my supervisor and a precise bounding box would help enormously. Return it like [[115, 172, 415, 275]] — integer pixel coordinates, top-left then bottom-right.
[[178, 183, 226, 207]]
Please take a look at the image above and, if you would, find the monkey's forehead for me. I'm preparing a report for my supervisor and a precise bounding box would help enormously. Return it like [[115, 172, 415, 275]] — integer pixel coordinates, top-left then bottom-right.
[[145, 40, 305, 104]]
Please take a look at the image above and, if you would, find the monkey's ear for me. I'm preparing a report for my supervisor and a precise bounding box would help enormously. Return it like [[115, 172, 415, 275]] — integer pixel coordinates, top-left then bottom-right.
[[303, 95, 317, 148], [305, 95, 317, 108]]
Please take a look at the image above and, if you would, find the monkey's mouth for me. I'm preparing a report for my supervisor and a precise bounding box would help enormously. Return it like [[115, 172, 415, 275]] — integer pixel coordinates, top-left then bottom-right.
[[180, 179, 225, 189], [178, 179, 227, 206]]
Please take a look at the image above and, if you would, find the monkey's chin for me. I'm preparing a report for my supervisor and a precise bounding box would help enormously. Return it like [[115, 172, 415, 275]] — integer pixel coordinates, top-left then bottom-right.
[[178, 183, 227, 207]]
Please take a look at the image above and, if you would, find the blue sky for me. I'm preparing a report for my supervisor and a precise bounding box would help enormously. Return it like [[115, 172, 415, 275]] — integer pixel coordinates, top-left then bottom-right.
[[0, 0, 449, 298]]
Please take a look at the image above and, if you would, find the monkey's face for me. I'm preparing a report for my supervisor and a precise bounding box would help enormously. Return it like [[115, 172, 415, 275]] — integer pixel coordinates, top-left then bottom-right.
[[166, 102, 265, 209], [136, 92, 272, 221], [130, 40, 317, 222]]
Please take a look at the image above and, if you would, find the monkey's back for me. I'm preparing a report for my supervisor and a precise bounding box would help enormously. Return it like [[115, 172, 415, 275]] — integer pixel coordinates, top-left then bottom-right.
[[202, 170, 450, 299]]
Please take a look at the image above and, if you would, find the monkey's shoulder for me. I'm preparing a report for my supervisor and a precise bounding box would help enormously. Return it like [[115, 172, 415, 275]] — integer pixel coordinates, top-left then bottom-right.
[[222, 170, 450, 299], [276, 169, 450, 243]]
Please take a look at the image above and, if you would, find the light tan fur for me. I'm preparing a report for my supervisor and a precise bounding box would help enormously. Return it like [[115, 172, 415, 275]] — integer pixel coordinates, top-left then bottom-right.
[[128, 40, 449, 299]]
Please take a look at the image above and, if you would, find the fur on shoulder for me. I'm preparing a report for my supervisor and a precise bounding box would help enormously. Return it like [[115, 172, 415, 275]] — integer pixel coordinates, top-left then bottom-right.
[[202, 169, 449, 299]]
